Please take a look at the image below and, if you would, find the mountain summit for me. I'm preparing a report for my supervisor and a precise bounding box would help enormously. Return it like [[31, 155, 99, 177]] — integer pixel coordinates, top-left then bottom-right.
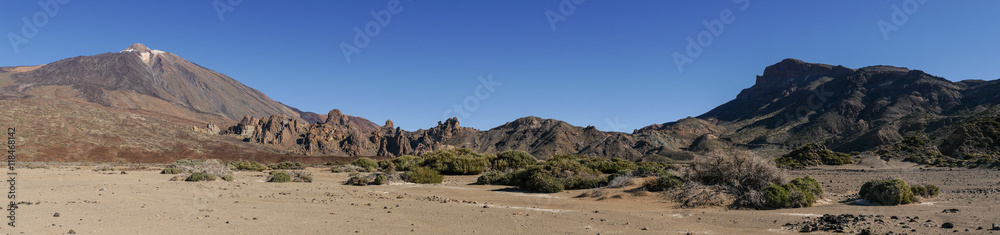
[[1, 43, 349, 124]]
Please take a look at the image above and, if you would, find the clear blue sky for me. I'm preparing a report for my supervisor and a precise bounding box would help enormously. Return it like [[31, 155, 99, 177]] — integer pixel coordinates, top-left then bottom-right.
[[2, 1, 999, 131]]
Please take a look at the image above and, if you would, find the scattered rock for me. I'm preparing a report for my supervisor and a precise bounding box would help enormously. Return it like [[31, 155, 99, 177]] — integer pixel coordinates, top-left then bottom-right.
[[942, 222, 955, 229], [942, 209, 960, 213], [68, 229, 76, 234], [53, 212, 60, 217], [992, 223, 1000, 230]]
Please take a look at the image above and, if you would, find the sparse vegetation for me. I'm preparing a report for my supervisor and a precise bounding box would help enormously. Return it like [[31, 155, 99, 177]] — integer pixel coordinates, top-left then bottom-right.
[[186, 172, 217, 182], [686, 150, 822, 209], [418, 148, 489, 175], [489, 156, 606, 193], [859, 178, 914, 205], [268, 170, 292, 183], [221, 174, 234, 182], [226, 160, 267, 171], [160, 167, 182, 174], [352, 158, 379, 172], [490, 150, 537, 171], [391, 155, 420, 171], [404, 166, 443, 184], [775, 143, 853, 169], [268, 161, 305, 170], [644, 175, 682, 192]]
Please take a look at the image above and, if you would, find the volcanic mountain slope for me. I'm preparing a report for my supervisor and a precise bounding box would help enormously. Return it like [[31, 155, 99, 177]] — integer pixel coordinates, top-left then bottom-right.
[[688, 59, 1000, 159], [0, 43, 375, 126], [0, 44, 378, 162]]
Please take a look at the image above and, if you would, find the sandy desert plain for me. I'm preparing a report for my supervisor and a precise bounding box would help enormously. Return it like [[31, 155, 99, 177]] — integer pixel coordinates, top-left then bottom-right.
[[6, 158, 1000, 235]]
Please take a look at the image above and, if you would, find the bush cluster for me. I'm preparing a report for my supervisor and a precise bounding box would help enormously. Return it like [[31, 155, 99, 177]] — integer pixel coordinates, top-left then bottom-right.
[[186, 172, 217, 181], [405, 166, 443, 184], [268, 171, 292, 183], [419, 149, 489, 175], [268, 161, 305, 170], [165, 159, 233, 182], [859, 178, 914, 205], [161, 167, 182, 174], [481, 157, 606, 193], [643, 175, 683, 192], [391, 155, 420, 171], [859, 178, 939, 205], [761, 176, 822, 209], [351, 158, 379, 172], [490, 150, 538, 171], [226, 160, 267, 171], [775, 143, 852, 169]]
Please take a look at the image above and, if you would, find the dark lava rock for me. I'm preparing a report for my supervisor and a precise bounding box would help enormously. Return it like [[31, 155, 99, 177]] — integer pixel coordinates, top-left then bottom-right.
[[942, 222, 955, 229]]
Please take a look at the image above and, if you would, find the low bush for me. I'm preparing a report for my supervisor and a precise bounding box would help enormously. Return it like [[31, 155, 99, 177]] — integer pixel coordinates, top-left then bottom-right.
[[775, 143, 852, 169], [221, 174, 234, 182], [550, 155, 637, 174], [631, 162, 674, 177], [186, 172, 217, 182], [269, 161, 305, 170], [763, 184, 790, 208], [290, 171, 313, 183], [331, 164, 365, 173], [790, 175, 823, 197], [491, 150, 538, 171], [476, 171, 506, 185], [688, 150, 785, 192], [346, 173, 369, 186], [93, 164, 116, 172], [644, 175, 682, 192], [161, 167, 182, 174], [377, 160, 396, 171], [405, 166, 443, 184], [373, 173, 388, 185], [485, 157, 606, 193], [859, 178, 914, 205], [268, 170, 292, 183], [391, 155, 420, 171], [226, 160, 267, 171], [910, 184, 939, 197], [419, 149, 489, 175], [352, 158, 379, 172]]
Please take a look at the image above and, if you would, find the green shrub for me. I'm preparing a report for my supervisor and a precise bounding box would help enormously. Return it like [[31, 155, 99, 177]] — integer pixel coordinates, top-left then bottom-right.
[[268, 161, 305, 170], [347, 173, 369, 186], [377, 160, 396, 171], [783, 183, 815, 208], [859, 178, 914, 205], [491, 157, 606, 193], [373, 173, 388, 185], [476, 171, 506, 185], [644, 175, 683, 192], [491, 150, 538, 171], [911, 184, 940, 197], [525, 173, 564, 193], [775, 143, 852, 168], [186, 172, 216, 182], [631, 162, 673, 177], [226, 160, 267, 171], [405, 166, 443, 184], [222, 174, 234, 182], [291, 171, 313, 183], [790, 176, 823, 197], [419, 149, 489, 175], [352, 158, 378, 172], [268, 170, 292, 183], [391, 155, 420, 171], [161, 167, 182, 174], [925, 184, 939, 196], [763, 184, 790, 208]]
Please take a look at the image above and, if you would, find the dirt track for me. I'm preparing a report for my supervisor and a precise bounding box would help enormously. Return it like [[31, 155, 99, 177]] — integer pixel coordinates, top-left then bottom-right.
[[7, 163, 1000, 234]]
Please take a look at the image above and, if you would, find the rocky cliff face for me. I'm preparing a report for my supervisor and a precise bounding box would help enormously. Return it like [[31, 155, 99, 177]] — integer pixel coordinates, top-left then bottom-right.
[[692, 58, 1000, 159], [222, 112, 686, 160]]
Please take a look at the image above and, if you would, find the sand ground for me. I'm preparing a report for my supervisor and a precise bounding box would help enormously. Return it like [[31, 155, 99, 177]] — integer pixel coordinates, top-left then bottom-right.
[[5, 162, 1000, 234]]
